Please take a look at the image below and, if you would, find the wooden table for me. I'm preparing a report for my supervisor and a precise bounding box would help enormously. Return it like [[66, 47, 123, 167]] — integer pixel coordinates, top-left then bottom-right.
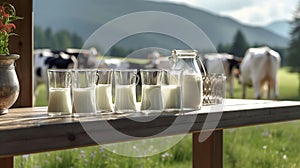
[[1, 99, 300, 168]]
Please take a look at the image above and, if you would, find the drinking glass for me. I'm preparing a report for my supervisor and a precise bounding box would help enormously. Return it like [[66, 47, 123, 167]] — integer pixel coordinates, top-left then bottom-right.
[[140, 69, 163, 113], [161, 69, 183, 112], [47, 69, 72, 116], [95, 69, 113, 112], [114, 69, 139, 113], [211, 74, 226, 104], [72, 69, 97, 116], [203, 73, 226, 105]]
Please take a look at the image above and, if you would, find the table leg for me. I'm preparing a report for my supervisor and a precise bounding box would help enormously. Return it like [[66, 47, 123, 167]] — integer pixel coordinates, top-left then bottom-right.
[[0, 156, 14, 168], [193, 130, 223, 168]]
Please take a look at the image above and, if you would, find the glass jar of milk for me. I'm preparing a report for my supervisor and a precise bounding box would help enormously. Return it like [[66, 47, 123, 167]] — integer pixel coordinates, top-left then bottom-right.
[[170, 49, 203, 110]]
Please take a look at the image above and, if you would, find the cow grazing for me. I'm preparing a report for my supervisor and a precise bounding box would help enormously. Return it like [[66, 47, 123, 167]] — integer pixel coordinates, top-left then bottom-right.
[[240, 46, 281, 99], [204, 53, 241, 98]]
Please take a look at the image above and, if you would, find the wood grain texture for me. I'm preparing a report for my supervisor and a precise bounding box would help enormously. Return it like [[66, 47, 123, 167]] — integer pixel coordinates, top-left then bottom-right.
[[0, 157, 13, 168], [193, 131, 223, 168], [0, 99, 300, 157], [8, 0, 33, 108]]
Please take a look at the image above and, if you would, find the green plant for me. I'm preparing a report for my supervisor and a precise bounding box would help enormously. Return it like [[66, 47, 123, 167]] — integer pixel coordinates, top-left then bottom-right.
[[0, 2, 22, 54]]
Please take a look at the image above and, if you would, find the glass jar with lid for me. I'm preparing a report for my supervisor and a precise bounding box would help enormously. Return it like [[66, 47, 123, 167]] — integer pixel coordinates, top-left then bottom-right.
[[169, 49, 203, 110]]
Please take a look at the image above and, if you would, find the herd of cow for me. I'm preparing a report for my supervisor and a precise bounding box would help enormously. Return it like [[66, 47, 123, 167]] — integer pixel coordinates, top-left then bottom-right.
[[34, 46, 281, 101]]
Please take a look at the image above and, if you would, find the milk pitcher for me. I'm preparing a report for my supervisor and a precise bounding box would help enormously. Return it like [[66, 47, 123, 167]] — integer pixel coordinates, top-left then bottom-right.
[[169, 49, 203, 110]]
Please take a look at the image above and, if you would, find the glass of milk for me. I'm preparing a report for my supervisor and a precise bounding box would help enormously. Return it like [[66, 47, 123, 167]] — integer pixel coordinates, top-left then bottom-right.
[[161, 69, 183, 112], [72, 69, 97, 116], [95, 69, 113, 112], [47, 69, 72, 116], [140, 69, 163, 113], [114, 69, 139, 113]]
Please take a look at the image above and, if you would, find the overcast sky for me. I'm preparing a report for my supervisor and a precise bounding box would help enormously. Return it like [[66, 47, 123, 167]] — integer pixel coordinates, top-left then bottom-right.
[[152, 0, 299, 26]]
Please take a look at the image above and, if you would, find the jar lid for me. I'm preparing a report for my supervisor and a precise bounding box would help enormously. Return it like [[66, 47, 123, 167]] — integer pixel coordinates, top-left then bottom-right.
[[172, 49, 198, 57]]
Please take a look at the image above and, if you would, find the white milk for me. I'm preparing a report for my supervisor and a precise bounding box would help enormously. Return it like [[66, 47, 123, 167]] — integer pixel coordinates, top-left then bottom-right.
[[114, 85, 137, 113], [48, 88, 72, 115], [140, 85, 163, 112], [95, 84, 113, 112], [182, 74, 203, 110], [72, 87, 96, 114], [161, 85, 181, 111]]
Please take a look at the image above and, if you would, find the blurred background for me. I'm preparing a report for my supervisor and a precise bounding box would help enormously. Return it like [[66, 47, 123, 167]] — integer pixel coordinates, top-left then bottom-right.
[[20, 0, 300, 167]]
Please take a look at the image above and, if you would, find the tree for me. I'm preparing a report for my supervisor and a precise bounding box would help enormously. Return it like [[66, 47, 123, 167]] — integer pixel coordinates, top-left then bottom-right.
[[34, 26, 46, 48], [287, 2, 300, 94], [72, 33, 83, 48], [109, 46, 133, 57], [54, 30, 73, 50], [217, 43, 231, 53], [44, 27, 54, 48], [34, 27, 84, 50], [230, 29, 249, 57]]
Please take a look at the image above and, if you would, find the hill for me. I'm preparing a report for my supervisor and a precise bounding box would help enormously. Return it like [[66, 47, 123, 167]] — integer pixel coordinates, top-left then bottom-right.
[[34, 0, 288, 51], [264, 20, 291, 38]]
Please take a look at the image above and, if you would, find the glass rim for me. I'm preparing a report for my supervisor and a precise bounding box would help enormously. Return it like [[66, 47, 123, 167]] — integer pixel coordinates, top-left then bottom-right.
[[97, 68, 113, 72], [114, 69, 138, 72], [139, 69, 162, 72], [47, 69, 72, 72], [72, 68, 98, 72], [161, 68, 183, 72]]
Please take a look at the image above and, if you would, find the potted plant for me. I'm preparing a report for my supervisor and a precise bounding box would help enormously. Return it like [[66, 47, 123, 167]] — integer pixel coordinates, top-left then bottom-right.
[[0, 2, 22, 115]]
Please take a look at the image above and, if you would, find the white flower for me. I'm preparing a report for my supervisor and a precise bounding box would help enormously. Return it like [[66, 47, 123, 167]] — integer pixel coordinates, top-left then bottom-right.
[[263, 145, 267, 150], [283, 155, 287, 160]]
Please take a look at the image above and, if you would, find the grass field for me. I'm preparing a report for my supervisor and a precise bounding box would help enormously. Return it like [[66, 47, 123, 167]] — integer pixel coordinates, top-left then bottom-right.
[[16, 68, 300, 168]]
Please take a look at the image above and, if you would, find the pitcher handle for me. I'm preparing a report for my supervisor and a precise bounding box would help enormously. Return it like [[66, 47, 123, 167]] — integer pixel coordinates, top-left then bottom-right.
[[135, 73, 140, 86], [196, 55, 207, 76]]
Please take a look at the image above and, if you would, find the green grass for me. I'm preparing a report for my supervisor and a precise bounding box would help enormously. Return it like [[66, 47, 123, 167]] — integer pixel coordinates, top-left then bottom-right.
[[17, 68, 300, 167], [224, 122, 300, 168], [228, 67, 300, 100], [15, 136, 193, 168], [34, 84, 47, 106]]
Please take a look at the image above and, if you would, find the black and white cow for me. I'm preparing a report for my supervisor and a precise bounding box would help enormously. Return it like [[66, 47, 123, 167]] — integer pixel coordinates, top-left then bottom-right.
[[204, 53, 241, 98], [34, 48, 98, 100]]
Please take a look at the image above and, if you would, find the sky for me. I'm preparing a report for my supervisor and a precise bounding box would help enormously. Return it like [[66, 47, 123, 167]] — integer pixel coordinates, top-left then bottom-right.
[[152, 0, 299, 26]]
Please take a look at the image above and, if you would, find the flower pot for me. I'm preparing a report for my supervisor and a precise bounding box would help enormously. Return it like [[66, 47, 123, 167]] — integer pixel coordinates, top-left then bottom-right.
[[0, 54, 20, 115]]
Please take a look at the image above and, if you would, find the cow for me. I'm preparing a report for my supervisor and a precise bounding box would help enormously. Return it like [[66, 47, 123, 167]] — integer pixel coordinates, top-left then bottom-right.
[[204, 53, 241, 98], [34, 48, 98, 101], [239, 46, 281, 99]]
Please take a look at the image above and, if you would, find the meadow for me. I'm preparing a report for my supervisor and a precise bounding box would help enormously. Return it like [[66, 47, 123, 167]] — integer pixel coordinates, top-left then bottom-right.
[[16, 68, 300, 168]]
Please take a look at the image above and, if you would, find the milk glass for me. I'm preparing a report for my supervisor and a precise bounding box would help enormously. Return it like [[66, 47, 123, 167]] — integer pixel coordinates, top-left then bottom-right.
[[140, 69, 163, 113], [47, 69, 72, 116], [72, 69, 97, 116], [114, 69, 139, 113], [95, 69, 113, 112], [161, 69, 183, 112]]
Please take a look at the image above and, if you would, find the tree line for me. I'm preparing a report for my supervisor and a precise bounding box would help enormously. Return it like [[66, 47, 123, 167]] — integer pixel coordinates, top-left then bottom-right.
[[287, 2, 300, 94], [34, 26, 83, 50], [217, 30, 287, 64]]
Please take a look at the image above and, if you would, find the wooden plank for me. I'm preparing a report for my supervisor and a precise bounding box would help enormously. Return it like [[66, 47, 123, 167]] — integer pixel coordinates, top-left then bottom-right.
[[193, 130, 223, 168], [0, 99, 300, 157], [0, 157, 13, 168], [8, 0, 33, 108]]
